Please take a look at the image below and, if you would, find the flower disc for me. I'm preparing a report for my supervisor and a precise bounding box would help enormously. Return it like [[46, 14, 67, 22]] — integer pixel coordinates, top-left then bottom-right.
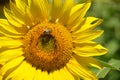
[[23, 21, 73, 71]]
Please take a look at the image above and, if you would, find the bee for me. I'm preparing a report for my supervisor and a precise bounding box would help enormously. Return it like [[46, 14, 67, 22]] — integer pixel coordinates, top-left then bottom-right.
[[43, 29, 52, 35], [41, 29, 52, 43]]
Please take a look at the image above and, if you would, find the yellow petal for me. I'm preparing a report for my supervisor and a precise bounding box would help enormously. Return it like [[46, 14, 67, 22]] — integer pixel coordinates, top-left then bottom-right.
[[28, 0, 31, 7], [0, 37, 23, 48], [59, 67, 75, 80], [0, 19, 23, 34], [10, 1, 33, 26], [73, 42, 107, 57], [40, 71, 49, 80], [0, 31, 23, 38], [58, 0, 74, 24], [0, 48, 24, 63], [0, 30, 21, 39], [68, 18, 85, 31], [10, 1, 25, 21], [72, 30, 103, 42], [23, 62, 36, 80], [0, 75, 3, 80], [67, 58, 98, 80], [29, 0, 43, 21], [68, 0, 91, 26], [5, 61, 29, 80], [0, 19, 27, 35], [30, 0, 49, 21], [70, 17, 103, 32], [70, 3, 84, 16], [0, 56, 24, 75], [34, 70, 52, 80], [73, 55, 102, 69], [4, 7, 24, 27], [34, 69, 42, 80], [15, 0, 27, 12], [50, 70, 62, 80], [57, 69, 67, 80], [51, 0, 63, 22], [37, 0, 49, 19], [79, 17, 103, 32]]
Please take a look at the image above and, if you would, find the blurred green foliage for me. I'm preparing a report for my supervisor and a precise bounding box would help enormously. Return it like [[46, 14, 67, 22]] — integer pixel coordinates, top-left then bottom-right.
[[0, 0, 120, 80], [86, 0, 120, 80]]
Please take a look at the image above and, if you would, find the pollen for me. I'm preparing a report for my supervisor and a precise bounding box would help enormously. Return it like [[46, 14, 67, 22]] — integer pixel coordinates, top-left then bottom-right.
[[23, 21, 73, 72]]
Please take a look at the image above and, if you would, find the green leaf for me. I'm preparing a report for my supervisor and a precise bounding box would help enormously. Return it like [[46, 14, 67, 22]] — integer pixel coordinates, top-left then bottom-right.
[[96, 67, 111, 78], [108, 59, 120, 70], [96, 59, 120, 78]]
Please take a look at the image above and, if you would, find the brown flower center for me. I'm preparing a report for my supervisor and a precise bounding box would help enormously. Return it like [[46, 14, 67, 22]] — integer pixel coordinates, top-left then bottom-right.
[[23, 21, 73, 72]]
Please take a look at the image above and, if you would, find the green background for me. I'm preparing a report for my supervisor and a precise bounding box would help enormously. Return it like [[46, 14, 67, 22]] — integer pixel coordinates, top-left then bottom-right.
[[86, 0, 120, 80]]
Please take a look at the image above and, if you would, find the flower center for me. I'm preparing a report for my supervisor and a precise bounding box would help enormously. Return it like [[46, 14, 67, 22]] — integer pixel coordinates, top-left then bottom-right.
[[38, 31, 55, 53], [23, 21, 73, 72]]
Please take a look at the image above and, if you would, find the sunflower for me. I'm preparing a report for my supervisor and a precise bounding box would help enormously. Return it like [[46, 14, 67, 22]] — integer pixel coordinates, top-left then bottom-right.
[[0, 0, 107, 80]]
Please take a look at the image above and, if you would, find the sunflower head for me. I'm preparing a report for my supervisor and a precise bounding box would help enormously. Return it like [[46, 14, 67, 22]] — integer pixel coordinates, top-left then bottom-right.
[[0, 0, 107, 80], [23, 21, 73, 71]]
